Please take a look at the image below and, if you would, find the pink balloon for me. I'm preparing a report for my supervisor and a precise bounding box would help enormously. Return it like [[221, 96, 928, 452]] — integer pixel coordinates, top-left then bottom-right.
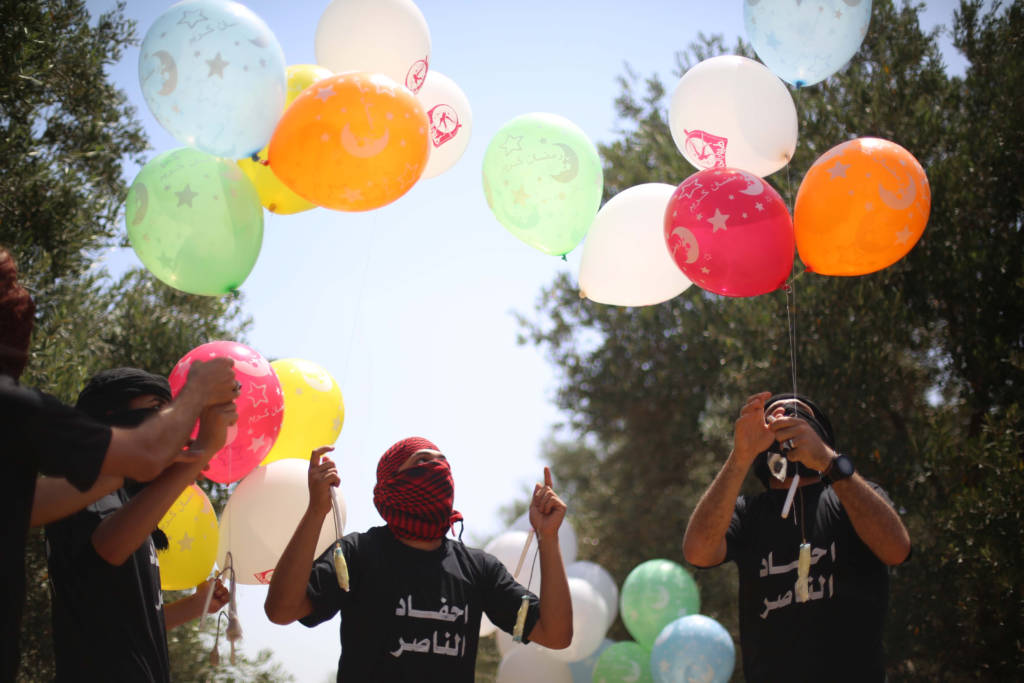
[[169, 341, 284, 484], [664, 167, 794, 297]]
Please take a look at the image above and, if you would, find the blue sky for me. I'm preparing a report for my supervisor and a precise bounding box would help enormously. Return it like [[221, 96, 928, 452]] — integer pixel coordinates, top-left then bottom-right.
[[85, 1, 963, 679]]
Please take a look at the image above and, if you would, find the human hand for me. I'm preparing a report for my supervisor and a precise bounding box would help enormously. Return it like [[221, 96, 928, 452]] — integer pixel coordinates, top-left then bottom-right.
[[184, 358, 240, 407], [732, 392, 774, 465], [193, 402, 240, 461], [768, 415, 834, 472], [308, 446, 339, 518], [197, 578, 230, 614], [529, 467, 567, 541]]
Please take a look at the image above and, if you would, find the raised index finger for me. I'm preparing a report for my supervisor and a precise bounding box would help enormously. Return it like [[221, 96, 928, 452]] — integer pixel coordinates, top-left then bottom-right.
[[543, 466, 553, 489], [310, 445, 335, 469]]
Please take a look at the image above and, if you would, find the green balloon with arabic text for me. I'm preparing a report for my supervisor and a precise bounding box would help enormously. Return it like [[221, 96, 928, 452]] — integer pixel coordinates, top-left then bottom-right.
[[482, 112, 603, 256]]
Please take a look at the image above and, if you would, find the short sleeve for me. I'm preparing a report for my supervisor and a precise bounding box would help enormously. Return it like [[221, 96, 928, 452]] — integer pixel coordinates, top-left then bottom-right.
[[29, 392, 111, 491], [722, 495, 749, 565], [300, 541, 349, 628], [479, 551, 540, 644]]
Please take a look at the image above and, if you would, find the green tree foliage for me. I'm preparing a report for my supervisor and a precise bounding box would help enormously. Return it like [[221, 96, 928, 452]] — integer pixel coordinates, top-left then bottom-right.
[[519, 1, 1022, 679], [1, 1, 288, 680]]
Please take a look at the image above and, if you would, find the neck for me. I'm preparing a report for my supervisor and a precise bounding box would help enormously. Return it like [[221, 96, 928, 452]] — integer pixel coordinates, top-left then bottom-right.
[[396, 536, 443, 551], [768, 474, 821, 490]]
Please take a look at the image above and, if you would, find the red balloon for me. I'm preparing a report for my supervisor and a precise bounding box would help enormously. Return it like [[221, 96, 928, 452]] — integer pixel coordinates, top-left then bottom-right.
[[664, 168, 794, 297], [169, 341, 284, 484]]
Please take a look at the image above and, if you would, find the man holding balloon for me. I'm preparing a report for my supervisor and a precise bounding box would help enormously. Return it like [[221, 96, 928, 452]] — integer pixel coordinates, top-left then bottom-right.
[[37, 368, 239, 682], [683, 392, 911, 682], [0, 247, 239, 681], [265, 437, 574, 681]]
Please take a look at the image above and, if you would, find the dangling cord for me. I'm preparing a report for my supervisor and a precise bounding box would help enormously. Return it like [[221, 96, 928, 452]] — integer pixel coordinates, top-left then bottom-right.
[[330, 489, 350, 592], [796, 488, 811, 603], [225, 555, 242, 665], [513, 543, 541, 643], [210, 611, 226, 667]]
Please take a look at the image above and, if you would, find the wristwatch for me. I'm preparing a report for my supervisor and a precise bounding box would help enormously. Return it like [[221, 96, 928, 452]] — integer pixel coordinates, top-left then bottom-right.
[[822, 453, 855, 485]]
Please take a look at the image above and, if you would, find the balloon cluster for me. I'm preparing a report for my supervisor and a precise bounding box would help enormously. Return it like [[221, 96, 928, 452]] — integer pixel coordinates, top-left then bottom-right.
[[129, 0, 474, 295], [552, 0, 928, 305], [156, 343, 347, 590]]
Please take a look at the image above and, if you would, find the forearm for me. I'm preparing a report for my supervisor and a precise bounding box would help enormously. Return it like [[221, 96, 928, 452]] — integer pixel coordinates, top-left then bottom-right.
[[832, 474, 911, 565], [524, 533, 572, 649], [164, 593, 204, 630], [265, 507, 324, 624], [31, 474, 124, 527], [682, 451, 749, 566], [92, 460, 204, 566], [101, 387, 206, 481]]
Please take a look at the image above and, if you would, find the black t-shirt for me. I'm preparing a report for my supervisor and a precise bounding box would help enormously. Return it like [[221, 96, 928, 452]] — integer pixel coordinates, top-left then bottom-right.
[[722, 481, 894, 682], [1, 375, 110, 681], [44, 487, 170, 682], [301, 525, 541, 682]]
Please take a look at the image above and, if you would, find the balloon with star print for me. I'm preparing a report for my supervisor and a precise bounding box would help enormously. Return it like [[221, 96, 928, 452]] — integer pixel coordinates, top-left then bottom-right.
[[650, 615, 735, 683], [620, 559, 701, 650], [259, 358, 345, 466], [139, 0, 287, 158], [744, 0, 873, 88], [126, 147, 264, 295], [794, 137, 931, 275], [664, 167, 794, 297], [157, 484, 219, 590], [169, 341, 284, 484]]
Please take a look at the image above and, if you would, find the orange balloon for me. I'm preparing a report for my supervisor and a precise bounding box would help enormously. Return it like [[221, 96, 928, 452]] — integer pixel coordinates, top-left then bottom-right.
[[794, 137, 930, 276], [268, 72, 430, 212]]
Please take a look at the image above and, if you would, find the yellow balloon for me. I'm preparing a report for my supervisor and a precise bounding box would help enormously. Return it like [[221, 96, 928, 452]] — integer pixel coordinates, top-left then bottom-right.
[[260, 358, 345, 466], [157, 484, 219, 590], [237, 64, 334, 215]]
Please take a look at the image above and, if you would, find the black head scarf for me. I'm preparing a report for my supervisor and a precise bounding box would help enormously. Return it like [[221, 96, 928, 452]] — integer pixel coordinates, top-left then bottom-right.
[[752, 393, 837, 488]]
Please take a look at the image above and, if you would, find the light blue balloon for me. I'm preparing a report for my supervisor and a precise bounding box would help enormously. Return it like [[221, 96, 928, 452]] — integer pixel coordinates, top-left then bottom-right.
[[139, 0, 287, 158], [649, 615, 735, 683], [744, 0, 873, 87]]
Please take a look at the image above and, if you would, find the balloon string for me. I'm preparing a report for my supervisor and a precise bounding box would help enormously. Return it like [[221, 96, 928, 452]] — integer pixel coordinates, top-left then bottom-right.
[[784, 85, 801, 400]]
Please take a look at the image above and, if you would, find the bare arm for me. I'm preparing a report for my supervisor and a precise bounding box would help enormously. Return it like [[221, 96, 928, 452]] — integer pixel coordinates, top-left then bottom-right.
[[770, 413, 911, 566], [92, 402, 237, 566], [683, 392, 773, 567], [31, 474, 124, 527], [265, 446, 337, 625], [99, 358, 238, 482], [165, 579, 229, 630], [524, 467, 573, 650]]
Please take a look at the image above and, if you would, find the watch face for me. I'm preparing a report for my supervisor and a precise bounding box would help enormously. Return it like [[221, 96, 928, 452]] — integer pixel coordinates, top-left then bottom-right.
[[835, 455, 854, 479]]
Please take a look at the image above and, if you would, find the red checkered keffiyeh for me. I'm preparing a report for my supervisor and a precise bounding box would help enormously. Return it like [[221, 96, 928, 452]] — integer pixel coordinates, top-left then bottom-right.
[[373, 437, 463, 541]]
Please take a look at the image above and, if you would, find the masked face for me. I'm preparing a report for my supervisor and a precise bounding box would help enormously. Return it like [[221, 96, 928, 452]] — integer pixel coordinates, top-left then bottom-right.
[[373, 438, 463, 541], [752, 397, 832, 487]]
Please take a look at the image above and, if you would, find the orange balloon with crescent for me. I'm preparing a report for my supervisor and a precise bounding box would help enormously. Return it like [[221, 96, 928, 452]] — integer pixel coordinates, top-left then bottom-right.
[[268, 72, 430, 212], [794, 137, 931, 276]]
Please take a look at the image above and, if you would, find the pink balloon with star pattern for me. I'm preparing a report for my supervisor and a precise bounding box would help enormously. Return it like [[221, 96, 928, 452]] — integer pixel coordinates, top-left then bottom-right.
[[664, 167, 794, 297], [169, 341, 284, 483]]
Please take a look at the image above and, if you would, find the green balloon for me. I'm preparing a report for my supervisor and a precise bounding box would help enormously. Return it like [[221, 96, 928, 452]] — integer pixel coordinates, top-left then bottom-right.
[[126, 147, 263, 295], [482, 113, 603, 256], [593, 641, 655, 683], [620, 559, 701, 650]]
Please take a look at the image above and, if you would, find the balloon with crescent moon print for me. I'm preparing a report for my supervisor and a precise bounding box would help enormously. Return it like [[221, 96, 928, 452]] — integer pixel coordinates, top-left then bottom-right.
[[269, 72, 430, 212], [482, 113, 603, 256], [619, 559, 700, 650], [650, 615, 735, 683], [664, 167, 794, 297], [745, 0, 872, 87], [139, 0, 286, 158], [593, 641, 655, 683], [794, 137, 930, 276]]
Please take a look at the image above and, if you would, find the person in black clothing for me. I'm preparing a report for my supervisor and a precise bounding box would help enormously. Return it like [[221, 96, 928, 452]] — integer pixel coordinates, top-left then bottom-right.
[[682, 392, 911, 682], [41, 368, 235, 682], [0, 246, 239, 680], [264, 437, 574, 682]]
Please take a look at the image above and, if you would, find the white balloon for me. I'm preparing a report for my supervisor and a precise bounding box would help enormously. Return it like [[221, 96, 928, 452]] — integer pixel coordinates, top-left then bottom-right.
[[511, 511, 578, 566], [417, 71, 473, 179], [669, 55, 797, 178], [497, 647, 573, 683], [218, 460, 342, 585], [480, 612, 498, 638], [495, 578, 610, 663], [578, 183, 692, 306], [485, 529, 541, 593], [567, 560, 619, 630], [314, 0, 431, 93]]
